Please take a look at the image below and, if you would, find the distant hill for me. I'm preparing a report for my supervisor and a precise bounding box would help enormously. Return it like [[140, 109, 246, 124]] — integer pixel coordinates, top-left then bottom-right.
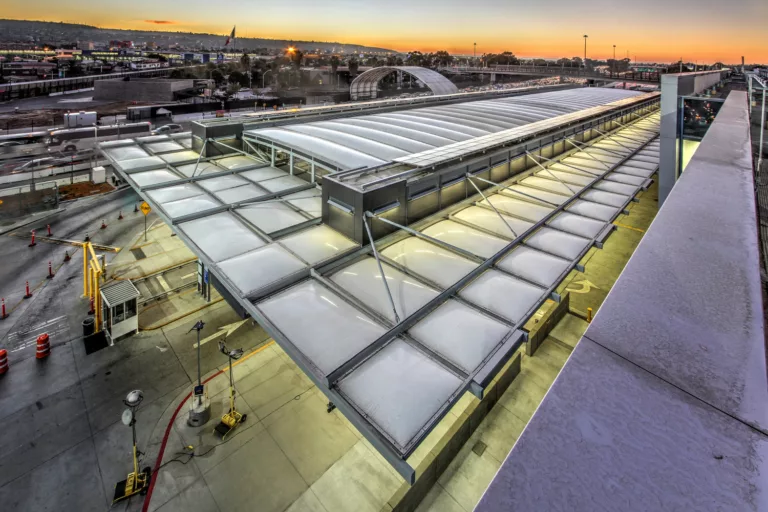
[[0, 19, 397, 53]]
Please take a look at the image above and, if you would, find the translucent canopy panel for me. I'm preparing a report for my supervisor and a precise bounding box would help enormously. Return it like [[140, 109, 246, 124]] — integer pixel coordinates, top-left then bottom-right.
[[131, 169, 180, 187], [214, 184, 270, 205], [136, 135, 169, 142], [116, 156, 166, 173], [218, 244, 306, 297], [478, 195, 554, 222], [257, 280, 386, 375], [580, 189, 628, 207], [160, 150, 203, 165], [519, 176, 575, 196], [381, 237, 478, 288], [603, 173, 646, 186], [421, 220, 507, 259], [593, 180, 637, 196], [460, 270, 545, 324], [497, 245, 572, 288], [560, 156, 610, 172], [547, 212, 606, 239], [146, 141, 184, 154], [565, 200, 620, 221], [240, 167, 287, 183], [282, 189, 322, 218], [338, 339, 463, 449], [146, 183, 204, 204], [612, 164, 655, 179], [535, 169, 592, 187], [409, 299, 510, 373], [526, 227, 591, 260], [331, 257, 439, 323], [499, 185, 568, 206], [454, 206, 533, 240], [215, 155, 261, 171], [162, 195, 221, 219], [179, 212, 265, 262], [175, 161, 221, 178], [197, 174, 250, 192], [103, 145, 149, 161], [278, 225, 358, 265], [258, 175, 310, 193], [576, 151, 623, 164], [237, 202, 308, 234], [549, 163, 598, 177], [99, 139, 135, 148]]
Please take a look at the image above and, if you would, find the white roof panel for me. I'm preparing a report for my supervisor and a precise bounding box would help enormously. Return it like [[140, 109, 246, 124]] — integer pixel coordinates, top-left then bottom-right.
[[175, 161, 220, 177], [547, 212, 607, 239], [381, 237, 478, 288], [421, 220, 507, 259], [278, 225, 358, 265], [117, 156, 166, 173], [257, 280, 386, 375], [282, 189, 322, 218], [497, 245, 572, 288], [146, 183, 204, 204], [197, 174, 250, 192], [214, 184, 270, 205], [215, 155, 261, 171], [499, 185, 568, 206], [237, 202, 309, 234], [409, 299, 510, 373], [331, 257, 439, 323], [479, 194, 554, 222], [525, 227, 591, 260], [454, 206, 534, 240], [580, 189, 628, 207], [179, 212, 265, 262], [219, 244, 306, 297], [104, 145, 149, 161], [159, 150, 202, 165], [131, 169, 180, 187], [162, 195, 221, 219], [258, 175, 310, 193], [593, 180, 638, 196], [240, 167, 288, 183], [565, 200, 620, 221], [460, 270, 545, 323], [339, 339, 463, 448], [519, 176, 576, 196]]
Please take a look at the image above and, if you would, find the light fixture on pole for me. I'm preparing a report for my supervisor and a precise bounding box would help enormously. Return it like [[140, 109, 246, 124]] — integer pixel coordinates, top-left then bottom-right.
[[583, 35, 588, 68], [613, 44, 616, 75], [187, 319, 211, 427], [213, 341, 247, 440], [112, 389, 151, 504]]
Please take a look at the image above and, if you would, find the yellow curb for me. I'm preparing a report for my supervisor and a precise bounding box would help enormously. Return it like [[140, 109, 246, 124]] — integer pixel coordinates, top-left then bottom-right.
[[111, 256, 198, 281]]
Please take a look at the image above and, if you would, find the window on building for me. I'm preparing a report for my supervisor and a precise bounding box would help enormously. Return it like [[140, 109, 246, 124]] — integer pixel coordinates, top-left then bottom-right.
[[124, 298, 137, 320], [114, 303, 124, 323]]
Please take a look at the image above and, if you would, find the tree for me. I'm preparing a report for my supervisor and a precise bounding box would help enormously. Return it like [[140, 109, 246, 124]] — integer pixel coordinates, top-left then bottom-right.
[[405, 51, 426, 67], [290, 49, 304, 70], [147, 53, 167, 62], [240, 53, 251, 71], [210, 69, 224, 86], [571, 56, 583, 67], [348, 57, 359, 75], [330, 55, 340, 74], [228, 70, 249, 87], [432, 51, 453, 67]]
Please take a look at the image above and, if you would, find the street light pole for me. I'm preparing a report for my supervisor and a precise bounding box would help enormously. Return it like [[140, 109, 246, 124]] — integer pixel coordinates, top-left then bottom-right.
[[613, 44, 616, 75], [583, 35, 588, 69]]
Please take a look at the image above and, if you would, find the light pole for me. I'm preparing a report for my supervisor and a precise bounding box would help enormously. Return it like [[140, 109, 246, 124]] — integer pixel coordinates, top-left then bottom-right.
[[113, 390, 149, 504], [613, 45, 616, 75], [262, 69, 272, 88], [474, 42, 476, 66], [187, 319, 210, 426], [583, 35, 588, 69]]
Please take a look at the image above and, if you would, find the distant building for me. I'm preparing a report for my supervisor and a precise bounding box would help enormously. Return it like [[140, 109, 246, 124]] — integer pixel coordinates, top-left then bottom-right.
[[1, 60, 57, 78], [55, 48, 81, 60]]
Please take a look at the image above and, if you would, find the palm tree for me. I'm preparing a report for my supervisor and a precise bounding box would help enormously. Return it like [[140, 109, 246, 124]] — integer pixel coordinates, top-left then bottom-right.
[[330, 55, 340, 87]]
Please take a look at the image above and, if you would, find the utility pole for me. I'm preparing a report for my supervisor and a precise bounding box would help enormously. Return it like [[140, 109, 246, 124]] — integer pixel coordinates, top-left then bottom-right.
[[583, 35, 588, 69], [473, 42, 476, 66], [613, 44, 616, 75]]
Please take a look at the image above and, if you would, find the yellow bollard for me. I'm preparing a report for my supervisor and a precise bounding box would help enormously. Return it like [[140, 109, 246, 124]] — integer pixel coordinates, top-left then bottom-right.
[[587, 307, 593, 323]]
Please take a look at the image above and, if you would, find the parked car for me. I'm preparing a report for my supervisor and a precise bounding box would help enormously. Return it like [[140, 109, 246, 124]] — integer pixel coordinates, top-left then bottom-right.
[[151, 124, 183, 135]]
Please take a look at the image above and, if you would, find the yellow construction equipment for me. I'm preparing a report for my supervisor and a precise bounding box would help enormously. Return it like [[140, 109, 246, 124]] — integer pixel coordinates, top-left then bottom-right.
[[213, 341, 247, 440], [82, 241, 106, 333]]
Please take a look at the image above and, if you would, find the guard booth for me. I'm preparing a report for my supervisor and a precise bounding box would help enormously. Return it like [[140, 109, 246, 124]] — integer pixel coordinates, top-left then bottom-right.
[[100, 280, 140, 343]]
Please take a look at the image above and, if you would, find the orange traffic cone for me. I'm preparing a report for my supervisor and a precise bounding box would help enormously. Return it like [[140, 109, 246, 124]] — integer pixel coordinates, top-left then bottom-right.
[[36, 333, 50, 360], [100, 220, 107, 230], [0, 349, 8, 374]]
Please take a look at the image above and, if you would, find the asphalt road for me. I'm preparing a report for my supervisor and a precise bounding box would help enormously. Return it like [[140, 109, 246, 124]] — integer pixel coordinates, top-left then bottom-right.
[[0, 187, 158, 359]]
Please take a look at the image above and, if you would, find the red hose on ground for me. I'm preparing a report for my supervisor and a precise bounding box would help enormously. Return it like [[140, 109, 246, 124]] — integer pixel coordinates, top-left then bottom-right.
[[141, 369, 223, 512]]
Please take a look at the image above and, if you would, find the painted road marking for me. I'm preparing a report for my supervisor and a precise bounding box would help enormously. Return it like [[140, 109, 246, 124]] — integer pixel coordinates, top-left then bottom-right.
[[566, 279, 600, 294], [181, 273, 196, 281], [156, 275, 171, 292], [7, 315, 70, 352]]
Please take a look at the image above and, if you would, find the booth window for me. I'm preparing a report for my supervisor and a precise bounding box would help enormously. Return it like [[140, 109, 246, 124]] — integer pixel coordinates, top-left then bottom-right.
[[114, 303, 124, 323], [125, 298, 137, 320]]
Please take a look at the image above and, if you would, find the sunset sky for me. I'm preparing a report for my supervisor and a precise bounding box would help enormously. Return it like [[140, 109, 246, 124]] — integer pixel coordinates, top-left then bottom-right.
[[4, 0, 766, 63]]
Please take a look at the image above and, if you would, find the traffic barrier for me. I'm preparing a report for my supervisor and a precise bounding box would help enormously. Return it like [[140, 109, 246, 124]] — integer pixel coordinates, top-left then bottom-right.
[[23, 281, 32, 299], [0, 349, 8, 374], [134, 203, 139, 213], [118, 211, 124, 220], [29, 230, 36, 247], [100, 220, 107, 230], [84, 233, 90, 242], [36, 333, 50, 359], [47, 261, 55, 279], [88, 297, 95, 315], [64, 250, 71, 262], [1, 298, 7, 319], [47, 224, 52, 236]]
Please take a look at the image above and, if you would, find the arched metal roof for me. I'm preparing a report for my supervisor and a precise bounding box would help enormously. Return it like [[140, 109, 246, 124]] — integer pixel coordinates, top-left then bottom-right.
[[350, 66, 459, 100], [244, 88, 642, 171]]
